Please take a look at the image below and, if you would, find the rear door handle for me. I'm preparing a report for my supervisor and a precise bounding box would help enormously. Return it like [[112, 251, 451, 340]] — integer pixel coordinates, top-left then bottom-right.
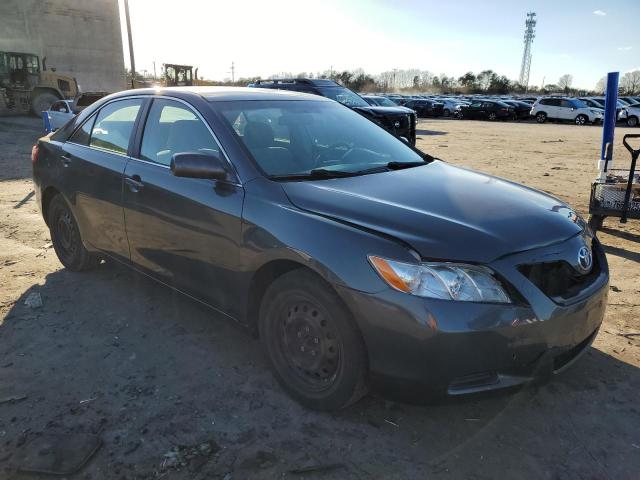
[[125, 175, 144, 192], [61, 154, 72, 167]]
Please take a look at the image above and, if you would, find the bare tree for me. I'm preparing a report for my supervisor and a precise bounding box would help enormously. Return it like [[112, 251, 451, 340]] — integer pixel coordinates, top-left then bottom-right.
[[558, 74, 573, 93], [594, 76, 606, 94], [620, 70, 640, 95]]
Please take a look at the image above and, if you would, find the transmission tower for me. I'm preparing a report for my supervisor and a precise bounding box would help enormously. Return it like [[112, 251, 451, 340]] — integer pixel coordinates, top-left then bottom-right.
[[518, 12, 536, 90]]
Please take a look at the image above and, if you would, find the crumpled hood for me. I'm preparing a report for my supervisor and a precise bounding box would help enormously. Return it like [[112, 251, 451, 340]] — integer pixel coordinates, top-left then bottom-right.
[[281, 161, 583, 263]]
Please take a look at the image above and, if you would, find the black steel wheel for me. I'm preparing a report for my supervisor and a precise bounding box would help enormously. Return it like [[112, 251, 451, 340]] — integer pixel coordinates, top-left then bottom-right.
[[48, 195, 99, 271], [259, 269, 368, 410]]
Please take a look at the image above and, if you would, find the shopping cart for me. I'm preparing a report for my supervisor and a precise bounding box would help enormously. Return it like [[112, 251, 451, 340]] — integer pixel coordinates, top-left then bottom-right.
[[588, 134, 640, 232]]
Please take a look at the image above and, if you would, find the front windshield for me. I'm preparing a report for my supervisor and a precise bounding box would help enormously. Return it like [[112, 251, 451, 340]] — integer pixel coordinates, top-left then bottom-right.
[[315, 87, 370, 107], [216, 100, 424, 177]]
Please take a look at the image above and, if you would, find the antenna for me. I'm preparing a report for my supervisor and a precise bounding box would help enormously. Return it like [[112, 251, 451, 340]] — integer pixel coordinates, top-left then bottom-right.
[[518, 12, 537, 91]]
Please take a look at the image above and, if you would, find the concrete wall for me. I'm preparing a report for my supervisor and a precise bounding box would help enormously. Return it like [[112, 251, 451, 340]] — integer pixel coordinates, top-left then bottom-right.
[[0, 0, 125, 93]]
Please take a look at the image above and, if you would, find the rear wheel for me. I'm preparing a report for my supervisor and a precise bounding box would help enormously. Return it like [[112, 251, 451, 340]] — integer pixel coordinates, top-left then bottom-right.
[[259, 269, 368, 411], [536, 112, 547, 123], [31, 92, 59, 116], [575, 114, 588, 125], [628, 116, 639, 127], [48, 195, 100, 271], [488, 111, 497, 121], [443, 108, 450, 116]]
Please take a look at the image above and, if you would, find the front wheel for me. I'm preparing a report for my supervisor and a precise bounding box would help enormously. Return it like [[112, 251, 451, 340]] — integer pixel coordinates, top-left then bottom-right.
[[443, 108, 450, 116], [48, 195, 100, 271], [575, 114, 588, 125], [31, 92, 59, 116], [588, 215, 605, 233], [488, 111, 497, 121], [536, 112, 547, 123], [259, 270, 368, 411], [628, 116, 639, 127]]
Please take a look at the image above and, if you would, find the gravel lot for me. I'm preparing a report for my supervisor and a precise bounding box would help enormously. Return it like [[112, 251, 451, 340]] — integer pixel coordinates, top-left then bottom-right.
[[0, 116, 639, 479]]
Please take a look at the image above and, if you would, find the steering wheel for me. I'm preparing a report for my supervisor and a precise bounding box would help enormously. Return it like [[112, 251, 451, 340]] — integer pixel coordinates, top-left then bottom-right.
[[314, 142, 353, 165]]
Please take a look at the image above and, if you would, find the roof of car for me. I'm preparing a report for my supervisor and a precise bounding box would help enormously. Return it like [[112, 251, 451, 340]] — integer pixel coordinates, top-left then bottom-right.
[[106, 86, 330, 103]]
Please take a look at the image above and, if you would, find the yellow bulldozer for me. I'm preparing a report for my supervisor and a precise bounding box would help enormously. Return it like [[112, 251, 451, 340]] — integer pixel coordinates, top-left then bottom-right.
[[0, 51, 79, 115]]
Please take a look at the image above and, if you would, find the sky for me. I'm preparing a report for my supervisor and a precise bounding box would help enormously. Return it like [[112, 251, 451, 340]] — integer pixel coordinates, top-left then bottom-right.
[[118, 0, 639, 90]]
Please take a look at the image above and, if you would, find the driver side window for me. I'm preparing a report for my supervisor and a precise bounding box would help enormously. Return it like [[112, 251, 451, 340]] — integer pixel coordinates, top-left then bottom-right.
[[140, 99, 221, 166]]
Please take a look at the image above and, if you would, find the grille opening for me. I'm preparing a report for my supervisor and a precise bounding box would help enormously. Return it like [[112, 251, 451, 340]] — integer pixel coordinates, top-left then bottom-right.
[[518, 248, 601, 301], [448, 371, 499, 393]]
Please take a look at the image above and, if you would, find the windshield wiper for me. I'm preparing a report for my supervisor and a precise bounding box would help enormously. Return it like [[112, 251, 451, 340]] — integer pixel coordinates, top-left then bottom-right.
[[386, 161, 427, 170], [269, 168, 359, 181]]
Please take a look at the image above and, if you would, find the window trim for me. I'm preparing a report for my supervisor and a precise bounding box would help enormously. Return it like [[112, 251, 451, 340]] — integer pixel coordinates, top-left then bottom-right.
[[132, 95, 240, 185]]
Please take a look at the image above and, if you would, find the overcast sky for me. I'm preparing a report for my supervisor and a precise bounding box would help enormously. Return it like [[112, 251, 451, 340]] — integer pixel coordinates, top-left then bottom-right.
[[118, 0, 639, 89]]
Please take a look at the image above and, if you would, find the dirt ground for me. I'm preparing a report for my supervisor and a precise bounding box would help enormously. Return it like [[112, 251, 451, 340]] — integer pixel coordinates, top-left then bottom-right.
[[0, 115, 639, 479]]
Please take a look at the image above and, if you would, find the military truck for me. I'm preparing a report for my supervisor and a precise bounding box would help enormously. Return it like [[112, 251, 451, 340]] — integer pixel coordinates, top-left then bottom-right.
[[0, 51, 79, 115]]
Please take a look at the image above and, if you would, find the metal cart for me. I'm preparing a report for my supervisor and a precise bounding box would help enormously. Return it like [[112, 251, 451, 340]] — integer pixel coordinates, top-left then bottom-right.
[[589, 134, 640, 232]]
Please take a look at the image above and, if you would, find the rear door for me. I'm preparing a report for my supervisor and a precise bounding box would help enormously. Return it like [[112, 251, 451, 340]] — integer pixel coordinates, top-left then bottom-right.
[[61, 97, 144, 261], [122, 97, 244, 316]]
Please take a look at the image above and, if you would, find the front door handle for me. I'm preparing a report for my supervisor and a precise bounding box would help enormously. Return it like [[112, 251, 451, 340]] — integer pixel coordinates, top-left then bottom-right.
[[61, 154, 72, 167], [125, 175, 144, 192]]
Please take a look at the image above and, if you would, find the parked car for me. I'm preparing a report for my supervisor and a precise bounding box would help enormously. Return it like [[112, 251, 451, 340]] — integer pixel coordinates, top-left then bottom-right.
[[531, 98, 603, 125], [619, 96, 640, 106], [403, 99, 444, 118], [457, 100, 515, 121], [623, 104, 640, 127], [45, 99, 75, 130], [252, 79, 416, 144], [578, 97, 605, 109], [33, 87, 609, 411], [361, 95, 399, 107], [434, 98, 469, 116], [502, 100, 533, 120]]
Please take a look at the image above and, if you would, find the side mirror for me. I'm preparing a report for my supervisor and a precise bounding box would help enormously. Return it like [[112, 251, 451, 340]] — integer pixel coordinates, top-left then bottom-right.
[[170, 152, 228, 180]]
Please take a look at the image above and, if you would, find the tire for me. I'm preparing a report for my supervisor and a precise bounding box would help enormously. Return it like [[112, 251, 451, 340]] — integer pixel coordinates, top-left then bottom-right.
[[575, 114, 588, 126], [488, 111, 497, 121], [628, 116, 639, 128], [31, 92, 59, 116], [588, 215, 605, 233], [48, 195, 100, 271], [443, 108, 450, 116], [535, 112, 547, 123], [259, 269, 368, 411]]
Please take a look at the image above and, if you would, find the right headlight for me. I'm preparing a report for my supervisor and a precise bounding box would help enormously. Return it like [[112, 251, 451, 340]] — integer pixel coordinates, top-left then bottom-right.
[[368, 256, 511, 303]]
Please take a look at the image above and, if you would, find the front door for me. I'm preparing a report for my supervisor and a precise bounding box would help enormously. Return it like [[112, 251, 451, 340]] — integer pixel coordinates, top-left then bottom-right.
[[122, 98, 244, 317]]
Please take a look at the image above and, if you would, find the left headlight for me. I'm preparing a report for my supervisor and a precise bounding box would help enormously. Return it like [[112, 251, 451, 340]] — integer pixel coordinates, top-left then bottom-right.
[[368, 256, 511, 303]]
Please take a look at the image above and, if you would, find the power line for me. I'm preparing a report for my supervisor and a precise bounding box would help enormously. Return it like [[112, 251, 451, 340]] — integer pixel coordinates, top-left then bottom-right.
[[518, 12, 537, 91]]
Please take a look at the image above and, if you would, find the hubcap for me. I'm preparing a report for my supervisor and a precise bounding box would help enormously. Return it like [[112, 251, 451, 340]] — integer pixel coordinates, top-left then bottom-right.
[[279, 301, 340, 387]]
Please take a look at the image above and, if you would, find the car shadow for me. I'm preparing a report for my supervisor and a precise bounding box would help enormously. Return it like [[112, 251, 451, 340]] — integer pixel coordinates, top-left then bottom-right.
[[415, 129, 448, 136], [602, 244, 640, 263], [1, 262, 638, 479], [600, 226, 640, 243]]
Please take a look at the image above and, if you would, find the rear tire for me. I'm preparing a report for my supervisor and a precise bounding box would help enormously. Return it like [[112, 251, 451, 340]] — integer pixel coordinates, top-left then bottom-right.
[[443, 108, 450, 116], [259, 269, 368, 411], [488, 111, 497, 121], [536, 112, 547, 123], [628, 116, 639, 127], [575, 114, 588, 126], [31, 92, 59, 116], [48, 195, 100, 271]]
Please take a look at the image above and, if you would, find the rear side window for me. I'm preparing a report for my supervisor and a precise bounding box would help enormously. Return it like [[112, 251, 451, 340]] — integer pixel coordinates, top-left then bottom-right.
[[140, 99, 220, 166], [89, 99, 143, 154], [69, 114, 96, 146]]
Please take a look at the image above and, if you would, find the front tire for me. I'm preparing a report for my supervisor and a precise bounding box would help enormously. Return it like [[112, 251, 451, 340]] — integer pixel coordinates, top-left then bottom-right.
[[48, 195, 100, 271], [575, 114, 588, 125], [588, 215, 605, 233], [536, 112, 547, 123], [488, 111, 497, 121], [259, 269, 368, 411], [31, 92, 59, 116], [628, 116, 639, 127]]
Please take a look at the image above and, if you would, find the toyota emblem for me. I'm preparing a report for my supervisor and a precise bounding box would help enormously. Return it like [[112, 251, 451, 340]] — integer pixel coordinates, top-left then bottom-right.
[[576, 245, 593, 274], [393, 120, 401, 128]]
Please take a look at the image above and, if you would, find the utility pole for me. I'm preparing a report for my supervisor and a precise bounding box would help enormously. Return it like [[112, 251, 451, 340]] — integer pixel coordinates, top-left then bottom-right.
[[231, 61, 235, 83], [392, 68, 398, 90], [518, 12, 537, 92], [153, 61, 156, 80], [124, 0, 136, 88]]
